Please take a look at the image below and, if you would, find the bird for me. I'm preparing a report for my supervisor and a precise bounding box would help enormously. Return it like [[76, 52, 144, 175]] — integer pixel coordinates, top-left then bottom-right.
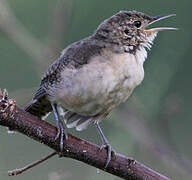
[[25, 10, 176, 168]]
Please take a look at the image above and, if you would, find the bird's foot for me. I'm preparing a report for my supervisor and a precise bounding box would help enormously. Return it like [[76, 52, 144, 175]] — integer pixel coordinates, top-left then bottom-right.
[[51, 103, 68, 153], [99, 143, 115, 169], [54, 120, 68, 151]]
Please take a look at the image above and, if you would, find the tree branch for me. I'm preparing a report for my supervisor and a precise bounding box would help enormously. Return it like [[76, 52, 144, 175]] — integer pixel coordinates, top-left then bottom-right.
[[0, 89, 170, 180]]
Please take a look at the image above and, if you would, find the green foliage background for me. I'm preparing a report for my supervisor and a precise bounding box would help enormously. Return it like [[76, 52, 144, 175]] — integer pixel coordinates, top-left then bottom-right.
[[0, 0, 191, 179]]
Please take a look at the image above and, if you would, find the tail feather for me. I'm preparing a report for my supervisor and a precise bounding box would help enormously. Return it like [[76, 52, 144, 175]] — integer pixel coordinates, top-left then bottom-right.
[[25, 86, 52, 118], [25, 96, 52, 118], [60, 108, 95, 131], [66, 119, 81, 128], [76, 118, 93, 131]]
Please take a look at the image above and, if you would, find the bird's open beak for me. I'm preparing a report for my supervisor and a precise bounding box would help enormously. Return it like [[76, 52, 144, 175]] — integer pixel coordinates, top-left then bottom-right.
[[144, 14, 177, 32]]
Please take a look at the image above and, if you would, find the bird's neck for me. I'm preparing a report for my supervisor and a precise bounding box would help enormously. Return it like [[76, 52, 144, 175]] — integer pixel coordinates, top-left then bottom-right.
[[90, 35, 151, 65], [134, 46, 148, 64], [111, 45, 148, 65], [132, 32, 158, 64]]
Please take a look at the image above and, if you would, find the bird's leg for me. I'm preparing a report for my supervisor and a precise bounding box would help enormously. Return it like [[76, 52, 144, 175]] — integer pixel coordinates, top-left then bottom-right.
[[95, 121, 115, 169], [51, 103, 68, 151]]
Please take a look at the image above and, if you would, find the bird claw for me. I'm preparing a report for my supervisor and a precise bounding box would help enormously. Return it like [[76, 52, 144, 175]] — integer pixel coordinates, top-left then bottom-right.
[[99, 143, 115, 169], [54, 121, 68, 151]]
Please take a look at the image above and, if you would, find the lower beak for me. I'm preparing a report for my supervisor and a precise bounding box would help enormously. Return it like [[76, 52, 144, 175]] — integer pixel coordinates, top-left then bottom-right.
[[144, 14, 177, 32]]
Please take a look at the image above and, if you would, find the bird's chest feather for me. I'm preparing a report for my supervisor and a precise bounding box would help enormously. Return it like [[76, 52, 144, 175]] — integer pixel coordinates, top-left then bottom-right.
[[53, 49, 145, 115], [101, 51, 145, 105]]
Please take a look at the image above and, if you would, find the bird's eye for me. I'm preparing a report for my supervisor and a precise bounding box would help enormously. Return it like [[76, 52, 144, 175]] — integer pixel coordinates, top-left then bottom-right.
[[133, 21, 141, 28]]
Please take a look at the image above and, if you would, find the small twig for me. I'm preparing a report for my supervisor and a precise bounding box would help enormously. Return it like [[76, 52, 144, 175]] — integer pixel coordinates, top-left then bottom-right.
[[8, 152, 57, 176], [0, 89, 170, 180]]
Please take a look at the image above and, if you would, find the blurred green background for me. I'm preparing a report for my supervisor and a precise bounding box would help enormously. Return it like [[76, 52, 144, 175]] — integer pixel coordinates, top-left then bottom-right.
[[0, 0, 191, 179]]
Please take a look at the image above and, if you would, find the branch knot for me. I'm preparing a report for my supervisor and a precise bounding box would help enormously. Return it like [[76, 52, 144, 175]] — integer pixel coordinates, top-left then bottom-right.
[[0, 89, 16, 118]]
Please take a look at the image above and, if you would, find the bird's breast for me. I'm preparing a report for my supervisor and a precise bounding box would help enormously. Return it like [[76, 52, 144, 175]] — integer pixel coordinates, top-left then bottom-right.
[[49, 49, 145, 116], [104, 51, 145, 104]]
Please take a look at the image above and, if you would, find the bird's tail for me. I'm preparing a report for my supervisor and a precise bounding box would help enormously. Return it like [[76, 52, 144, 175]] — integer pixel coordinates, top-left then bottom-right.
[[25, 98, 95, 130], [24, 96, 52, 119], [25, 87, 96, 130], [59, 108, 95, 131]]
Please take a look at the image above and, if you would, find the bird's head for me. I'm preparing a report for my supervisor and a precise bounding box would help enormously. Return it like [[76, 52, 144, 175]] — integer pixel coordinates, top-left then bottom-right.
[[95, 10, 177, 53]]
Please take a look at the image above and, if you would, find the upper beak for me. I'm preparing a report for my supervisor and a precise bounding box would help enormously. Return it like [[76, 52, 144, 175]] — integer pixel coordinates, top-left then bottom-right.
[[144, 14, 177, 32]]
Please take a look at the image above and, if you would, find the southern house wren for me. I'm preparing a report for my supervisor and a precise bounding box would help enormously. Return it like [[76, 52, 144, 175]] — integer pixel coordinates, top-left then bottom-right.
[[25, 10, 176, 168]]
